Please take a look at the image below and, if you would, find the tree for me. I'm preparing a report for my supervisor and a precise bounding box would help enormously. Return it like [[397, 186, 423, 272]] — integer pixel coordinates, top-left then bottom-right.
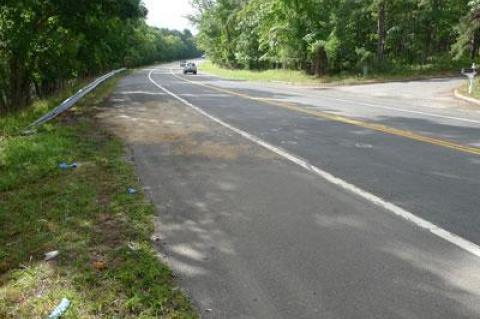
[[453, 0, 480, 60], [193, 0, 472, 75], [0, 0, 201, 114]]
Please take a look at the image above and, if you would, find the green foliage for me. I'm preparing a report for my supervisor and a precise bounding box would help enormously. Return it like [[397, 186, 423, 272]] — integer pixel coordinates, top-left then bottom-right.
[[193, 0, 474, 75], [0, 1, 200, 114]]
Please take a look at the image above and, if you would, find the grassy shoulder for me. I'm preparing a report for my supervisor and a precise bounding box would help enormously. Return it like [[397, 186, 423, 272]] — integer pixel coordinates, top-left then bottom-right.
[[457, 78, 480, 100], [199, 60, 459, 86], [0, 76, 196, 318]]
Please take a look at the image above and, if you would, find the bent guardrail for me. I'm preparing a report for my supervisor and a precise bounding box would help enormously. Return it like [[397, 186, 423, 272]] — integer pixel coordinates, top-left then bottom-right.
[[25, 68, 126, 131]]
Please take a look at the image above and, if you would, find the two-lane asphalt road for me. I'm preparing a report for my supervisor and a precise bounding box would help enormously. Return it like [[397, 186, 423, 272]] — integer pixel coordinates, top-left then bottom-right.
[[100, 63, 480, 318]]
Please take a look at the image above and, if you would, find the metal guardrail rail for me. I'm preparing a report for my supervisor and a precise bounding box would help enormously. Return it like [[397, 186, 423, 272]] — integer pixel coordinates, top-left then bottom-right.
[[25, 68, 126, 130]]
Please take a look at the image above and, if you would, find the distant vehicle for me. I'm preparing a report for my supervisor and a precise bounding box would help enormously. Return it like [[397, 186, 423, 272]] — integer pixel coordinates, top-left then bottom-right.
[[180, 60, 187, 67], [183, 62, 197, 75]]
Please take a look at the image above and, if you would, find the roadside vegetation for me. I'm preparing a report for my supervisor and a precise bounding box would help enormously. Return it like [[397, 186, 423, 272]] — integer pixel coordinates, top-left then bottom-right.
[[0, 1, 201, 115], [0, 77, 196, 318], [457, 78, 480, 100], [192, 0, 479, 79], [200, 60, 461, 86]]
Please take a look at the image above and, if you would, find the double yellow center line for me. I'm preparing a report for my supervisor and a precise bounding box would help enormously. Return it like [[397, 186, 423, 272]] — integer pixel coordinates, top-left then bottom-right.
[[170, 70, 480, 156]]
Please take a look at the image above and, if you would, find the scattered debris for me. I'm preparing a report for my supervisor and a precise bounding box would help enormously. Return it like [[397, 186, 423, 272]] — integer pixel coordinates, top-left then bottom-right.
[[92, 259, 108, 271], [127, 241, 141, 251], [47, 298, 71, 319], [150, 235, 161, 242], [59, 162, 78, 170], [127, 187, 137, 195], [44, 250, 60, 261]]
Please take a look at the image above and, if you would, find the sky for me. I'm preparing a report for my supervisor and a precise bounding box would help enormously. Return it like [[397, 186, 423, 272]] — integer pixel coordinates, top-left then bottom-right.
[[143, 0, 196, 32]]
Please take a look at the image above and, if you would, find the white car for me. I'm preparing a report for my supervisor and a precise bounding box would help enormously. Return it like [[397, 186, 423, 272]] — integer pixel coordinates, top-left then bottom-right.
[[183, 62, 197, 75]]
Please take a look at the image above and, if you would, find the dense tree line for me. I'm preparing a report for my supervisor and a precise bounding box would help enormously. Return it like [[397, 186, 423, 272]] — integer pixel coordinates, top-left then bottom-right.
[[192, 0, 478, 75], [0, 0, 200, 114]]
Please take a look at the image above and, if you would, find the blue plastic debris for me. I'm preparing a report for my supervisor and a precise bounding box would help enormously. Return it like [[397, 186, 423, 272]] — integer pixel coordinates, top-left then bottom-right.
[[59, 162, 69, 169], [59, 162, 78, 170], [47, 298, 71, 319], [127, 187, 137, 195]]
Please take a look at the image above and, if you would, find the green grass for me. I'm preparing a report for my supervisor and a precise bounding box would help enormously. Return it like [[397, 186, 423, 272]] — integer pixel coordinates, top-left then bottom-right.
[[199, 61, 319, 84], [0, 76, 196, 318], [199, 60, 460, 86], [457, 78, 480, 100]]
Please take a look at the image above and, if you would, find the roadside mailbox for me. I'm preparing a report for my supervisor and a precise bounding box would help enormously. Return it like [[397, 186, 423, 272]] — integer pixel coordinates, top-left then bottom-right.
[[461, 63, 477, 95]]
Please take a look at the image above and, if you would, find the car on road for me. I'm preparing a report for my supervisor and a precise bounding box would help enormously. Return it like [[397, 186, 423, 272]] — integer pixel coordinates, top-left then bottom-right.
[[183, 62, 197, 75]]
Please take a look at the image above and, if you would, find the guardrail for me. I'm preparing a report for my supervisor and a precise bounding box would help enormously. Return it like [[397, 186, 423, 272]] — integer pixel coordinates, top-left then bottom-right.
[[25, 68, 126, 130]]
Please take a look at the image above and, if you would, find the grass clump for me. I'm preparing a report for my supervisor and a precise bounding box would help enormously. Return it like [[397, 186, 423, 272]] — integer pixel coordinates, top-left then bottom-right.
[[0, 76, 196, 318], [457, 78, 480, 100]]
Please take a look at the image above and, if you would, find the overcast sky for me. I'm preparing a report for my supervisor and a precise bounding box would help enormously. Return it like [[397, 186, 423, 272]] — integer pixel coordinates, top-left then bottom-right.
[[143, 0, 196, 32]]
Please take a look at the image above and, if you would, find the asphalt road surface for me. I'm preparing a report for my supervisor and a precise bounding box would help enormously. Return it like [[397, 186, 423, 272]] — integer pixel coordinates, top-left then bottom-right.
[[99, 62, 480, 318]]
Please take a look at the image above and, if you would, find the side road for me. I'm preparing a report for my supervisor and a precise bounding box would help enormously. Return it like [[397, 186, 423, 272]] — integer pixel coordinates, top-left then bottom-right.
[[334, 77, 468, 108], [101, 68, 480, 318], [196, 60, 480, 128]]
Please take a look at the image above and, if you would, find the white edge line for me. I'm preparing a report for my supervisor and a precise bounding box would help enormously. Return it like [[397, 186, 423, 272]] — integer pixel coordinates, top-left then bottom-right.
[[148, 68, 480, 258]]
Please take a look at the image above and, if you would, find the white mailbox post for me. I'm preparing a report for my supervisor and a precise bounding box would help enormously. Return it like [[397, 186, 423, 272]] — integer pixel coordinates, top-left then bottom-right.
[[461, 63, 477, 95]]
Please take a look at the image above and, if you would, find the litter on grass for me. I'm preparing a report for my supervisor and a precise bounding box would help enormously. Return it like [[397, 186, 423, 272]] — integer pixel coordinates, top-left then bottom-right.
[[128, 241, 141, 251], [44, 250, 60, 261], [127, 187, 137, 194], [47, 298, 71, 319], [59, 162, 78, 170], [92, 259, 108, 271]]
